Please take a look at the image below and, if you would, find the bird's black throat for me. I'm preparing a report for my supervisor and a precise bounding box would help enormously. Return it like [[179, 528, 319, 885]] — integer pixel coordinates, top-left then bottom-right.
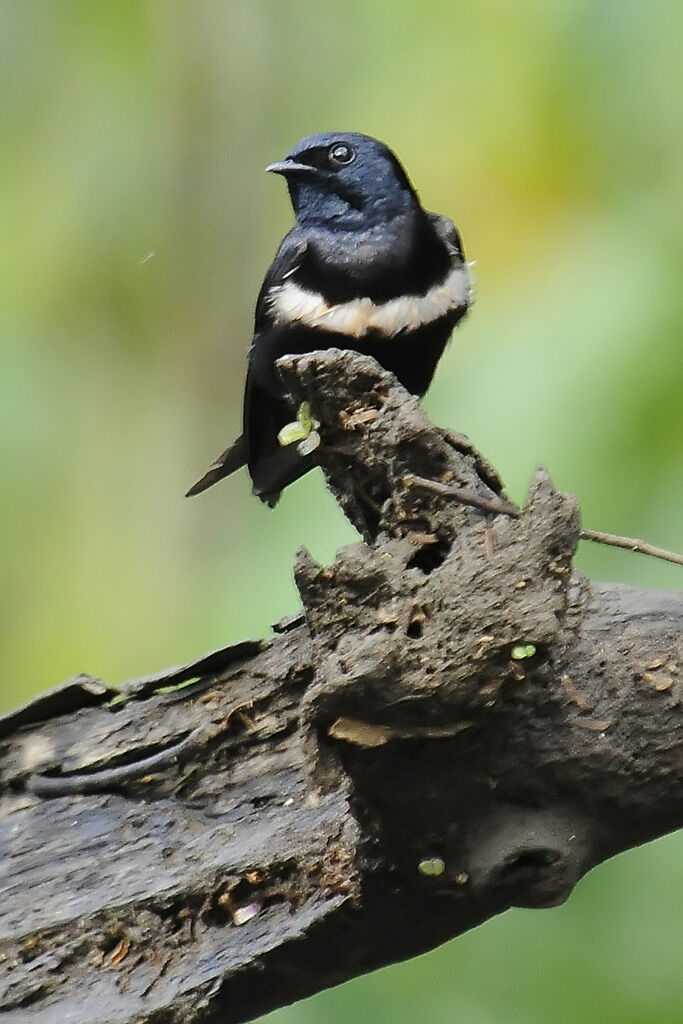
[[293, 211, 453, 305]]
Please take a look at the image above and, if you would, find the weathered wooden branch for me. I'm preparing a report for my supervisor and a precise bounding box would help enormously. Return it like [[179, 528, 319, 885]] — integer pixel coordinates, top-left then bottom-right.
[[1, 350, 681, 1024]]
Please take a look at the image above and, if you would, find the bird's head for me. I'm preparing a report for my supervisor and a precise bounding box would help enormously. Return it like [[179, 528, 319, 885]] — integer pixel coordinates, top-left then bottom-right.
[[266, 132, 420, 230]]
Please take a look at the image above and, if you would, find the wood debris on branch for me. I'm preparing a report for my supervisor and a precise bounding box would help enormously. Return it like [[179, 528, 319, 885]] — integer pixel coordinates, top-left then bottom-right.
[[1, 350, 681, 1024]]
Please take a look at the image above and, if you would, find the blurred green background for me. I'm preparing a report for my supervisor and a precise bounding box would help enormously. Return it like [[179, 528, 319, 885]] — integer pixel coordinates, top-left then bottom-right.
[[1, 1, 681, 1021]]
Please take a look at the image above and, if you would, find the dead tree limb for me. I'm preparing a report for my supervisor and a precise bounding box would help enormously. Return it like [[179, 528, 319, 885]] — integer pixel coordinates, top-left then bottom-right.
[[1, 350, 681, 1024]]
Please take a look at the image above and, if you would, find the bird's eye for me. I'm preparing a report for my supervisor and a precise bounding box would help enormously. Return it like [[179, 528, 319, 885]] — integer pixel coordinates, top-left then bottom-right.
[[328, 142, 355, 167]]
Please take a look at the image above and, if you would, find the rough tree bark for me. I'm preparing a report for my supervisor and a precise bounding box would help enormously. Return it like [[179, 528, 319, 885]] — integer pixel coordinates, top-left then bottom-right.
[[1, 350, 681, 1024]]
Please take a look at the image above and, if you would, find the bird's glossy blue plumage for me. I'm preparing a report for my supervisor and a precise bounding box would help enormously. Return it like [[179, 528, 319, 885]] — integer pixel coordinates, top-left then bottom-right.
[[281, 132, 417, 230]]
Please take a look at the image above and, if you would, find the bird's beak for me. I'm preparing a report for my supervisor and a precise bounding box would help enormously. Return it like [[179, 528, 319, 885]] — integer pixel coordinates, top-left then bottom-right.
[[265, 159, 316, 178]]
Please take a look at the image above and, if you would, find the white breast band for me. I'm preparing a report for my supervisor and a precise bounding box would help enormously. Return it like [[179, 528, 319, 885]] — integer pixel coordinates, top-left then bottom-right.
[[267, 263, 471, 339]]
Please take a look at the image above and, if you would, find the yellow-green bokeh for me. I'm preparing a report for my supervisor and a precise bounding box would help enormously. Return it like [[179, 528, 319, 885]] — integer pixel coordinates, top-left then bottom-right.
[[1, 3, 680, 1022]]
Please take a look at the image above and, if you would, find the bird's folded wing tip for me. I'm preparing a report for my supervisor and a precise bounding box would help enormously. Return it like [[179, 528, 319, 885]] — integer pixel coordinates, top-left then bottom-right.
[[185, 435, 248, 498]]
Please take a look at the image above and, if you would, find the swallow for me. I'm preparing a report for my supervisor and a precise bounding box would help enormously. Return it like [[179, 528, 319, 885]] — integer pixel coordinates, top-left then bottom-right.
[[187, 131, 471, 505]]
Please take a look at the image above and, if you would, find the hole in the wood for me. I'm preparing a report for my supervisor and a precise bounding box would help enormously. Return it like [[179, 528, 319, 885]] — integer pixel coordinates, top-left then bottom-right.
[[502, 848, 560, 877], [406, 538, 451, 574], [251, 794, 275, 809], [406, 618, 423, 639]]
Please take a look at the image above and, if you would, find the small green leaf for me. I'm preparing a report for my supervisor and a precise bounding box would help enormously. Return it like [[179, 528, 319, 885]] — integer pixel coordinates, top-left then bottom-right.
[[418, 857, 446, 877], [278, 421, 308, 447], [297, 430, 321, 455], [106, 692, 131, 708], [511, 643, 537, 660], [297, 401, 315, 433], [153, 677, 199, 695]]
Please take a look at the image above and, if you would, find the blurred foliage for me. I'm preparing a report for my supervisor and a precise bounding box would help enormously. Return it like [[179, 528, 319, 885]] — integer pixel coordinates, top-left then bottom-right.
[[1, 2, 681, 1022]]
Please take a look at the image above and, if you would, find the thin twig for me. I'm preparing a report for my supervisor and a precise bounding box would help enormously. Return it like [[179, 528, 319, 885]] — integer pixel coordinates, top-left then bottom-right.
[[403, 474, 683, 569], [402, 473, 520, 519], [579, 528, 683, 567]]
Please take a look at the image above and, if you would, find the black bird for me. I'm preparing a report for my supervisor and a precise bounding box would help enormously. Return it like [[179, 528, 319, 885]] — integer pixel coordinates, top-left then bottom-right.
[[187, 131, 471, 505]]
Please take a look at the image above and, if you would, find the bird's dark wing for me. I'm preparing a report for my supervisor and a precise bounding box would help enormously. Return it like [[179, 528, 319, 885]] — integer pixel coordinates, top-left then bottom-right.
[[186, 231, 309, 501], [185, 435, 248, 497], [243, 232, 314, 503], [253, 230, 309, 333], [427, 212, 466, 262]]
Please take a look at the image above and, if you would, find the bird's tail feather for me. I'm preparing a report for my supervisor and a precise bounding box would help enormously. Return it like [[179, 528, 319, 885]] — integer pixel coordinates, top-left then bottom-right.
[[185, 435, 247, 497]]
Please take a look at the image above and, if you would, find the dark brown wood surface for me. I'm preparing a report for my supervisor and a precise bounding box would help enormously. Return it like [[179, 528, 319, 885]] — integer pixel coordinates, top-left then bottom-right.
[[1, 351, 681, 1023]]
